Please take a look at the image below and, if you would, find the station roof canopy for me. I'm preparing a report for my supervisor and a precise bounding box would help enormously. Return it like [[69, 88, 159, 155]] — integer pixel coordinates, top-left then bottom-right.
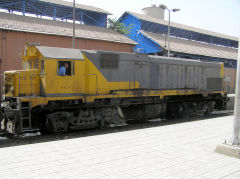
[[0, 0, 111, 27], [141, 30, 238, 60], [0, 12, 136, 45], [39, 0, 111, 14]]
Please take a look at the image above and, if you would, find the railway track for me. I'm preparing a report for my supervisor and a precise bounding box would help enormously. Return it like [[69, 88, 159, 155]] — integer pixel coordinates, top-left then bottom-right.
[[0, 110, 233, 148]]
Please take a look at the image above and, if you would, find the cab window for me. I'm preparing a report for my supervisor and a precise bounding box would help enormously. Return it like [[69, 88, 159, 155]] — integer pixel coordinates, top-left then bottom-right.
[[34, 59, 39, 69], [23, 60, 32, 70], [23, 59, 40, 70], [58, 61, 74, 76]]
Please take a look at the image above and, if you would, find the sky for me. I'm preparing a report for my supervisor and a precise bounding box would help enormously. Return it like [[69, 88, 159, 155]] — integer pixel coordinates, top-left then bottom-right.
[[66, 0, 240, 37]]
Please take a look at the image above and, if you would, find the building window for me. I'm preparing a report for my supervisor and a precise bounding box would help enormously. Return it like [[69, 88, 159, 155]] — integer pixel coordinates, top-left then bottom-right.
[[100, 53, 119, 69]]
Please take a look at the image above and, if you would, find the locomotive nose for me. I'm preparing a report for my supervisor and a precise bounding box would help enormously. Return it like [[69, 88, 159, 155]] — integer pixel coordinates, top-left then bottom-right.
[[4, 72, 15, 97]]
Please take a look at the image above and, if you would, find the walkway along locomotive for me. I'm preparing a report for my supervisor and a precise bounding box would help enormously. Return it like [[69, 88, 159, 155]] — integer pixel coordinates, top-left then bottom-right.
[[1, 45, 228, 134]]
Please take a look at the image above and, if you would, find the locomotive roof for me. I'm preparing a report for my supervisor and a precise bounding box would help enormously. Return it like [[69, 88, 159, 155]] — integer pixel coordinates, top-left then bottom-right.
[[35, 46, 222, 67], [36, 46, 84, 60], [82, 49, 222, 67]]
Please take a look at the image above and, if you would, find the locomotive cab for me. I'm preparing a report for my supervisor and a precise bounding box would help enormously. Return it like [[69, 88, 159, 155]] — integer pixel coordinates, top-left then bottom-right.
[[4, 46, 86, 98]]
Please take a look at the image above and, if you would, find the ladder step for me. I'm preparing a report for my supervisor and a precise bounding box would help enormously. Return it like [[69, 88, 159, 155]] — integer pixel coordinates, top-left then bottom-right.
[[21, 107, 30, 109], [19, 102, 32, 131]]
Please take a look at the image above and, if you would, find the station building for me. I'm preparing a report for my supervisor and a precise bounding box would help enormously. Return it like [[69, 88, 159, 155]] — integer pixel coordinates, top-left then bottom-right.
[[0, 0, 136, 76], [119, 6, 238, 93]]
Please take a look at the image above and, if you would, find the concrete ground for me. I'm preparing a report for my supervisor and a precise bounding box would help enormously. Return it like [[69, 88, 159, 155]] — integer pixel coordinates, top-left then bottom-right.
[[0, 115, 240, 179]]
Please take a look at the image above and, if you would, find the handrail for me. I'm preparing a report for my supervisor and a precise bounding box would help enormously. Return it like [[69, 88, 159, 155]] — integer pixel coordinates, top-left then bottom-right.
[[15, 72, 21, 96], [86, 74, 98, 94], [30, 73, 46, 96]]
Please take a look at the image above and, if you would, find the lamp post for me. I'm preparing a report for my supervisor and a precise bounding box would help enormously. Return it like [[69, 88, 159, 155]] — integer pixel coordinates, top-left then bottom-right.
[[232, 39, 240, 145], [159, 4, 180, 57], [72, 0, 76, 48]]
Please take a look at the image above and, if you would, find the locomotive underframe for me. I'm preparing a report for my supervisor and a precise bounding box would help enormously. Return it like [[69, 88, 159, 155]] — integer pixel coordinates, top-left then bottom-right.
[[1, 92, 228, 135]]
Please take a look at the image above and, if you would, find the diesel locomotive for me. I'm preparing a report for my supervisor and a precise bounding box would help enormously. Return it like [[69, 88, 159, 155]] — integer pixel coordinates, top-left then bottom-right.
[[1, 45, 228, 134]]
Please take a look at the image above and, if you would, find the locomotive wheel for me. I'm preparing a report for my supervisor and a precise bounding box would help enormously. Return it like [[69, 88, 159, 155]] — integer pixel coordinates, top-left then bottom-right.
[[203, 102, 214, 116], [178, 103, 191, 118], [167, 102, 191, 119], [203, 109, 209, 116], [39, 112, 69, 134], [46, 118, 68, 134], [46, 118, 55, 134], [39, 119, 50, 135]]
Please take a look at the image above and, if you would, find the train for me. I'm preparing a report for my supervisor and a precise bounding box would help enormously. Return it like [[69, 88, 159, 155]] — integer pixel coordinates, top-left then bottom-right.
[[0, 45, 228, 134]]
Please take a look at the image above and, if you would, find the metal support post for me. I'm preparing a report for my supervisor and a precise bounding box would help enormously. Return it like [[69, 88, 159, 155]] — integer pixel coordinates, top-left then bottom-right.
[[53, 7, 56, 20], [167, 11, 170, 57], [159, 4, 180, 57], [232, 39, 240, 145], [80, 12, 83, 22], [72, 0, 76, 48], [22, 0, 26, 16]]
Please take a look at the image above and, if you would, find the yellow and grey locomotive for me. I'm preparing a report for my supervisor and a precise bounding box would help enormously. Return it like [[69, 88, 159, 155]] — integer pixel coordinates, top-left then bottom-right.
[[1, 45, 228, 134]]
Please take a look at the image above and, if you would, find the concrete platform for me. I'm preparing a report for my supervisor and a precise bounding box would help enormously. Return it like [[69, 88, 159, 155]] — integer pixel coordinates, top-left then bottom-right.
[[215, 143, 240, 159], [0, 115, 240, 179]]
